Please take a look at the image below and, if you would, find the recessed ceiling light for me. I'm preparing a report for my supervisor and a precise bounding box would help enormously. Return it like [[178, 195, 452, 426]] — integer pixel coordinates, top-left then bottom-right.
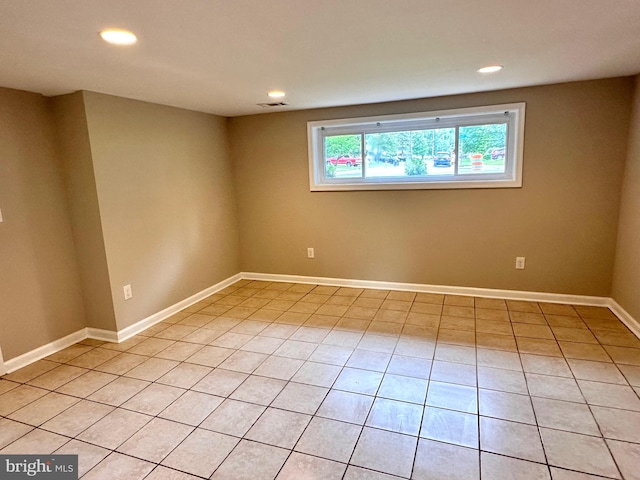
[[478, 65, 503, 74], [268, 90, 286, 99], [100, 29, 137, 46]]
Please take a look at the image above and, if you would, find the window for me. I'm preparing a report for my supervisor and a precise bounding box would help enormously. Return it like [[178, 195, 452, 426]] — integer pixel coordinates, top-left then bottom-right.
[[308, 103, 525, 191]]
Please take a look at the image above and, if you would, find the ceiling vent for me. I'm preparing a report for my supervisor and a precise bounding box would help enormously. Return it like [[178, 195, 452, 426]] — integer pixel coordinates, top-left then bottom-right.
[[257, 102, 288, 108]]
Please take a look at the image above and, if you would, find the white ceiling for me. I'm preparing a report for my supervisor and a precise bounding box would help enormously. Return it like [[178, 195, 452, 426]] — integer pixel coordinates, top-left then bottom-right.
[[1, 0, 639, 117]]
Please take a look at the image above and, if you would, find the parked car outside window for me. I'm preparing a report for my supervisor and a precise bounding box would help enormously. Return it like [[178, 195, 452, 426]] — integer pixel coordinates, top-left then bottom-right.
[[433, 152, 452, 167], [491, 147, 505, 160], [326, 155, 362, 167]]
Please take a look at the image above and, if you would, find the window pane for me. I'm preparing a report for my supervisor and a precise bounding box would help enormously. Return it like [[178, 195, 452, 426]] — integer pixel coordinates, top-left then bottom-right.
[[365, 128, 455, 178], [422, 128, 456, 176], [309, 103, 524, 190], [324, 134, 362, 178], [365, 132, 409, 178], [458, 123, 507, 175]]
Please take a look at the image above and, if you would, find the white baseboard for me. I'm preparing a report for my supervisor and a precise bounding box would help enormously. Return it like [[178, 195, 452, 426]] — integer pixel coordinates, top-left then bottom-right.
[[243, 272, 640, 338], [3, 328, 87, 374], [2, 272, 638, 375], [0, 346, 5, 376], [0, 273, 242, 375], [608, 300, 640, 339], [86, 327, 119, 343], [115, 273, 242, 342], [241, 272, 611, 306]]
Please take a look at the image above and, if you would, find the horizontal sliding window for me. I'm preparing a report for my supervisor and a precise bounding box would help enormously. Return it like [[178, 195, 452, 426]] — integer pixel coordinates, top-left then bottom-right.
[[308, 103, 525, 191]]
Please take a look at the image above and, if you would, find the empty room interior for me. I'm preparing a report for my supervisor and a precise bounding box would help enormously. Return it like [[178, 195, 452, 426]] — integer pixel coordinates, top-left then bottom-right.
[[1, 1, 640, 479]]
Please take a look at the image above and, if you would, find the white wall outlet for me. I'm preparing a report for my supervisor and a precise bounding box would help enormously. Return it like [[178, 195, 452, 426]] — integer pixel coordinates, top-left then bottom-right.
[[515, 257, 526, 270], [307, 247, 315, 259], [0, 208, 3, 223], [123, 284, 133, 300]]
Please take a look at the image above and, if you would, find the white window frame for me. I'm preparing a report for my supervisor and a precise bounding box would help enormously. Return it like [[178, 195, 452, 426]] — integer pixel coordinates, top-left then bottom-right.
[[308, 102, 526, 191]]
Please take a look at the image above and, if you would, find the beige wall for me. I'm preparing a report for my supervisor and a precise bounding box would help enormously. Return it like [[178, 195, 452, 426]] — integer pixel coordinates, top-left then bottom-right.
[[0, 88, 86, 360], [230, 78, 634, 296], [82, 92, 240, 330], [1, 76, 637, 362], [51, 93, 116, 331], [613, 77, 640, 319]]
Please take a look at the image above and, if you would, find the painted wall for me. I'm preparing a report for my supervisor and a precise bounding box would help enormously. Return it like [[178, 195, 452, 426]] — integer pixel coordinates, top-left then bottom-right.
[[1, 76, 637, 363], [0, 88, 86, 360], [51, 92, 116, 331], [230, 78, 633, 296], [82, 92, 240, 330], [613, 77, 640, 319]]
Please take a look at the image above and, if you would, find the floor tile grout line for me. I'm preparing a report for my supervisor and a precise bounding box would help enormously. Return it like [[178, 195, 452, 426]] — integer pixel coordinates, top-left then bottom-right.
[[474, 296, 484, 480], [209, 285, 385, 477], [3, 341, 639, 417], [573, 373, 625, 479], [331, 288, 390, 477], [408, 300, 440, 479], [515, 334, 553, 479], [2, 280, 639, 479], [10, 419, 618, 480], [96, 447, 212, 480]]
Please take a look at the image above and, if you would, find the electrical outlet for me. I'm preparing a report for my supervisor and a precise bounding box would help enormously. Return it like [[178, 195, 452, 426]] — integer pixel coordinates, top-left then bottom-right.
[[123, 284, 133, 300], [515, 257, 526, 270], [307, 247, 315, 259], [0, 208, 3, 223]]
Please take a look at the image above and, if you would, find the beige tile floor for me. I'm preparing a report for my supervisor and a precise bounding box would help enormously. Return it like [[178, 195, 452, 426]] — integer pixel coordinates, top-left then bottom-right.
[[2, 280, 640, 479]]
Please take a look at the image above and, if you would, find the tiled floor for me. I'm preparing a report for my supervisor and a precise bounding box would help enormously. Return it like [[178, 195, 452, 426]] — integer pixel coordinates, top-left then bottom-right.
[[2, 280, 640, 479]]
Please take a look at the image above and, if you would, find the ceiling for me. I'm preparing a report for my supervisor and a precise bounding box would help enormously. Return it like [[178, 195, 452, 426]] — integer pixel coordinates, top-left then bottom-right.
[[1, 0, 639, 117]]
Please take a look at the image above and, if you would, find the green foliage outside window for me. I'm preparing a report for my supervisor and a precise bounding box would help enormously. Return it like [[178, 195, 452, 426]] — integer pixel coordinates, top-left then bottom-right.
[[404, 158, 427, 176]]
